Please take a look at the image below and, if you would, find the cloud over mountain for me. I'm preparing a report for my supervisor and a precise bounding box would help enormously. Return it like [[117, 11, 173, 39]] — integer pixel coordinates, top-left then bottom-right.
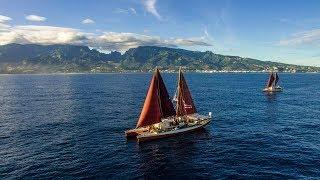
[[0, 25, 86, 45], [92, 32, 212, 51], [0, 25, 212, 52]]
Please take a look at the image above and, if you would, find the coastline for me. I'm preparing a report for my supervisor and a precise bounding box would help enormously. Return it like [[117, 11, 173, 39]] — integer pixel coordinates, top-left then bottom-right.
[[0, 71, 319, 75]]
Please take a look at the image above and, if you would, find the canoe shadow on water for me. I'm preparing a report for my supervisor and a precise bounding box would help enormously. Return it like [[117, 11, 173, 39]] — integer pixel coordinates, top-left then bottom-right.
[[130, 128, 212, 178], [264, 92, 278, 102]]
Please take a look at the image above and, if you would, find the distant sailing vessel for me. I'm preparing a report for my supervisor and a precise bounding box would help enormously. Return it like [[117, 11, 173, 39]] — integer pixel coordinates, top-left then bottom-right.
[[263, 72, 283, 92], [125, 68, 211, 142]]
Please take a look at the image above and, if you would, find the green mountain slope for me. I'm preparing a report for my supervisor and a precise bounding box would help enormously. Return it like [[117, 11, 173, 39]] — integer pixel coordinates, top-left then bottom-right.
[[120, 46, 318, 72], [0, 44, 318, 73]]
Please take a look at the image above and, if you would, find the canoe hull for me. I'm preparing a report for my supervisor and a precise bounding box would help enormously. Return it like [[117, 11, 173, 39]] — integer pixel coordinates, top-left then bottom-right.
[[125, 127, 149, 138], [137, 119, 210, 142], [263, 87, 283, 92]]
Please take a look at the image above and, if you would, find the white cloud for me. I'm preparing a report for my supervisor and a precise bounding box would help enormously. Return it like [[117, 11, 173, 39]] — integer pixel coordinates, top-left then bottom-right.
[[0, 23, 11, 29], [142, 0, 161, 20], [173, 38, 212, 46], [0, 15, 12, 23], [82, 18, 95, 24], [93, 32, 212, 52], [204, 27, 209, 38], [26, 15, 47, 22], [114, 8, 137, 15], [0, 25, 212, 52], [0, 25, 87, 45], [279, 29, 320, 46], [130, 8, 137, 14], [93, 32, 163, 51]]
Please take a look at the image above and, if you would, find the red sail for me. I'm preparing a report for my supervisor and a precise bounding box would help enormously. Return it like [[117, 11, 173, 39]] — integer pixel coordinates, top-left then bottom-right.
[[156, 69, 176, 118], [136, 69, 175, 128], [176, 68, 197, 116], [275, 73, 279, 86], [266, 73, 275, 88], [136, 74, 161, 128]]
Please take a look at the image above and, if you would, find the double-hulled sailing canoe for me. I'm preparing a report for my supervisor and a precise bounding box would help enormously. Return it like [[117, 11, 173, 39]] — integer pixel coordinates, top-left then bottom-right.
[[263, 72, 283, 92], [125, 68, 211, 142]]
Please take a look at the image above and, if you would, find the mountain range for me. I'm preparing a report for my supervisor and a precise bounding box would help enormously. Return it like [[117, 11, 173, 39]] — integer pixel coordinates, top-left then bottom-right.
[[0, 43, 318, 73]]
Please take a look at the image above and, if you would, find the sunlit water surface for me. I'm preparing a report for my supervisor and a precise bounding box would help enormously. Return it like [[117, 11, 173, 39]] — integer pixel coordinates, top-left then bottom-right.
[[0, 73, 319, 178]]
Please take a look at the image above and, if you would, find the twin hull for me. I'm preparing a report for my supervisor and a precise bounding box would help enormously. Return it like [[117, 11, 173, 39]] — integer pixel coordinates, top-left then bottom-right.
[[263, 86, 283, 92], [125, 115, 211, 142]]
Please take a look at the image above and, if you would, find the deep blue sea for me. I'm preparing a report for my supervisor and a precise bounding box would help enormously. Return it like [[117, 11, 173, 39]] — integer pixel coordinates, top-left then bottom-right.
[[0, 73, 320, 179]]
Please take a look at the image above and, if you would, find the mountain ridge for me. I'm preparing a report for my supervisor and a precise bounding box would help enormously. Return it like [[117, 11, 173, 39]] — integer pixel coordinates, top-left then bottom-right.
[[0, 43, 318, 73]]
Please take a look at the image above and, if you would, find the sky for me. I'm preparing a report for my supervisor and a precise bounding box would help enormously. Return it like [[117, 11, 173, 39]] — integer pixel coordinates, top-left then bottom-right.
[[0, 0, 320, 66]]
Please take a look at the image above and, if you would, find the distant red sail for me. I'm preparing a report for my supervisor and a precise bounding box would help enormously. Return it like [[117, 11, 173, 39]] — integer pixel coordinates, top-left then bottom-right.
[[176, 69, 197, 116], [266, 73, 275, 88], [136, 69, 175, 128]]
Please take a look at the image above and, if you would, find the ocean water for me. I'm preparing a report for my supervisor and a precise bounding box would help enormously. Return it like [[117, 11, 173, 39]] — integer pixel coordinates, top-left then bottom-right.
[[0, 73, 319, 179]]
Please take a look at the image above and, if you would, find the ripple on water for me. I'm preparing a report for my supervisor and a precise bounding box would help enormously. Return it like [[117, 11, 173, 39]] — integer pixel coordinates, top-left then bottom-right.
[[0, 73, 320, 178]]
